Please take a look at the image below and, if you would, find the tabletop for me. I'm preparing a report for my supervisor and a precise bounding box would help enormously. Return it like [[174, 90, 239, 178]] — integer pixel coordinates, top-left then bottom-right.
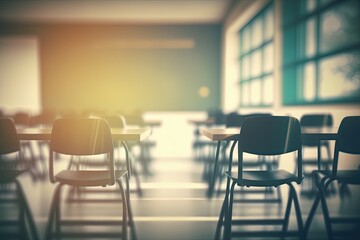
[[188, 118, 216, 125], [17, 127, 152, 142], [201, 126, 339, 141]]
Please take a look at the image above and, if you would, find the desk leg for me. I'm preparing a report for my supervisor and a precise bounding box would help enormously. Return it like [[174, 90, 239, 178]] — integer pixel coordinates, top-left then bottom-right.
[[317, 142, 321, 171], [208, 141, 221, 198]]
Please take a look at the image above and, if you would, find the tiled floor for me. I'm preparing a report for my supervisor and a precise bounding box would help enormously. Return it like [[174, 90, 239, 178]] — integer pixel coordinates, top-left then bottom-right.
[[2, 151, 360, 240]]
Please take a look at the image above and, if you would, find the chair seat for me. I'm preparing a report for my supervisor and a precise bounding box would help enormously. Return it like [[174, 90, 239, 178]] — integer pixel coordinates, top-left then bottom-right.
[[55, 170, 128, 186], [318, 170, 360, 184], [0, 170, 27, 183], [226, 170, 298, 187]]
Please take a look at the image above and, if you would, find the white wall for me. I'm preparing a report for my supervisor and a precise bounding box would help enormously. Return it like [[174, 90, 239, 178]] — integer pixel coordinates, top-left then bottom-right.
[[0, 36, 40, 115]]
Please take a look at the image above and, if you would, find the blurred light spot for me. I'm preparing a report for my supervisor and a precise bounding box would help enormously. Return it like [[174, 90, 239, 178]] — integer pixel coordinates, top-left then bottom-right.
[[198, 86, 209, 98]]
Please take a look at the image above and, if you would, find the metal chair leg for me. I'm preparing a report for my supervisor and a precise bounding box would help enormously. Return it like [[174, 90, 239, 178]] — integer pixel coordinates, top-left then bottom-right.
[[45, 183, 62, 240], [117, 179, 128, 240], [289, 183, 305, 240], [281, 186, 293, 238], [319, 179, 334, 240], [223, 181, 236, 240]]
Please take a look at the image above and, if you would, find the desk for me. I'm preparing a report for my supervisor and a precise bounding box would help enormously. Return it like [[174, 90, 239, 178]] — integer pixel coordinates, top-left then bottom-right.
[[201, 127, 338, 197], [17, 127, 152, 142], [188, 118, 216, 126]]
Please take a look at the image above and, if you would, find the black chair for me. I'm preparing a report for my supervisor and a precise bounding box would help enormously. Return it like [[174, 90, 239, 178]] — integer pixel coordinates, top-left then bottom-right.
[[97, 114, 143, 196], [216, 113, 280, 199], [0, 117, 39, 239], [220, 116, 304, 239], [45, 118, 134, 239], [305, 116, 360, 239], [299, 114, 334, 195]]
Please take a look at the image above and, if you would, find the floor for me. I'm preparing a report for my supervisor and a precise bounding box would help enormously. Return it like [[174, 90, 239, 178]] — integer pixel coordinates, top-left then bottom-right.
[[1, 116, 360, 239]]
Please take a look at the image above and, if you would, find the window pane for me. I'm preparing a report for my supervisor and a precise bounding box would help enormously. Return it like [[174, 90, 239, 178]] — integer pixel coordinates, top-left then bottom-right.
[[263, 75, 274, 104], [250, 50, 262, 77], [264, 7, 274, 41], [242, 55, 250, 80], [305, 0, 317, 13], [250, 78, 261, 105], [263, 43, 274, 73], [319, 0, 333, 6], [306, 18, 316, 57], [251, 18, 263, 48], [319, 52, 360, 99], [283, 28, 297, 64], [241, 82, 250, 105], [320, 1, 360, 53], [303, 62, 316, 101], [242, 27, 251, 53]]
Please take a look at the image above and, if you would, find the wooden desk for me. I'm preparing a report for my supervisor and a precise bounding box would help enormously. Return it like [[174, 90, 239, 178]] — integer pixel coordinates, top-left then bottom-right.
[[188, 118, 216, 126], [143, 120, 162, 127], [201, 126, 338, 197], [17, 127, 152, 142]]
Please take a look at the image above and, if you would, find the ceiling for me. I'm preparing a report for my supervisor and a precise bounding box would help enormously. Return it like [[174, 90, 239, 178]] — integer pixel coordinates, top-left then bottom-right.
[[0, 0, 233, 24]]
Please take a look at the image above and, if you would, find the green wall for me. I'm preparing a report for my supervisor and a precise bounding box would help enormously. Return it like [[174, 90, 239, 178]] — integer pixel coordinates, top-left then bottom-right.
[[0, 23, 221, 114]]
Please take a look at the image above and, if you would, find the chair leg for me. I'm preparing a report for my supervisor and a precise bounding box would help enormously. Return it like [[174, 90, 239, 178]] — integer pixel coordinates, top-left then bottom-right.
[[304, 172, 324, 237], [214, 199, 226, 240], [281, 186, 293, 238], [319, 179, 334, 240], [16, 182, 28, 240], [45, 183, 62, 240], [223, 181, 236, 240], [289, 183, 305, 240], [214, 175, 232, 240], [15, 180, 40, 240], [125, 174, 137, 240], [117, 179, 128, 240]]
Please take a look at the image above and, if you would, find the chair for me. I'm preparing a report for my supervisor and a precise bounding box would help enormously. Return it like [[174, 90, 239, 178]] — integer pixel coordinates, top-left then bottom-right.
[[74, 114, 143, 197], [305, 116, 360, 239], [216, 113, 280, 198], [0, 117, 39, 239], [45, 118, 134, 239], [299, 113, 334, 194], [220, 116, 304, 239], [11, 111, 42, 179]]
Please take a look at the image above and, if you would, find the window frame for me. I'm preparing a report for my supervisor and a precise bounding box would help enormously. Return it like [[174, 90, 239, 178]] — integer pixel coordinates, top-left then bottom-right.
[[238, 1, 275, 108], [282, 0, 360, 106]]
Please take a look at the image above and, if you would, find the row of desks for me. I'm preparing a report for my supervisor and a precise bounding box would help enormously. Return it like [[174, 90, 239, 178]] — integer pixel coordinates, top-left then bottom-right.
[[16, 127, 152, 142]]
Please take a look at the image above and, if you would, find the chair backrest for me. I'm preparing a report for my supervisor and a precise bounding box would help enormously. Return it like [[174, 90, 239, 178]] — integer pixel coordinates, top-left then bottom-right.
[[30, 110, 57, 127], [50, 118, 113, 155], [49, 118, 115, 183], [237, 116, 302, 182], [0, 118, 20, 155], [300, 114, 333, 146], [207, 109, 225, 125], [332, 116, 360, 175], [300, 114, 333, 127], [226, 113, 272, 128], [102, 115, 127, 128], [12, 112, 31, 127]]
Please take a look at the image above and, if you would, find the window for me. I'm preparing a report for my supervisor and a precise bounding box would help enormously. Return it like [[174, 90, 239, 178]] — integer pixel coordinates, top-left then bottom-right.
[[239, 2, 274, 107], [282, 0, 360, 105]]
